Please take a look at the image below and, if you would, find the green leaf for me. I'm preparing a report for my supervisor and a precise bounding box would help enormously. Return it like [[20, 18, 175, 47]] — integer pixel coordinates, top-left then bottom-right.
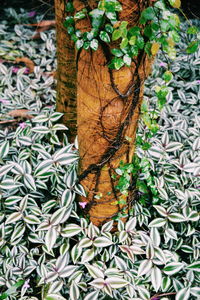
[[187, 26, 198, 34], [111, 48, 123, 57], [120, 37, 128, 49], [113, 57, 124, 70], [163, 70, 173, 82], [140, 7, 155, 24], [66, 2, 74, 13], [112, 29, 122, 41], [130, 45, 138, 57], [136, 36, 144, 49], [99, 31, 110, 43], [128, 26, 140, 36], [186, 40, 199, 54], [0, 280, 25, 300], [105, 24, 113, 33], [74, 9, 87, 20], [63, 16, 74, 28], [129, 35, 136, 45]]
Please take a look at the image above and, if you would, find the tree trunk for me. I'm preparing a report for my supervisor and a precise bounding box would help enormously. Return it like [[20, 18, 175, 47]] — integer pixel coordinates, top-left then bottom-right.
[[55, 0, 77, 140], [76, 0, 153, 226]]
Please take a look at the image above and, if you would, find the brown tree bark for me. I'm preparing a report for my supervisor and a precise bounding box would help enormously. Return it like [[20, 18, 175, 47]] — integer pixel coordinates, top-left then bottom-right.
[[55, 0, 77, 140], [54, 0, 153, 226], [76, 0, 153, 226]]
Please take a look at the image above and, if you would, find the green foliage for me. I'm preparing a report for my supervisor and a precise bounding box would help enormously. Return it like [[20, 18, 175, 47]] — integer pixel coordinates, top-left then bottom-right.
[[63, 0, 199, 70]]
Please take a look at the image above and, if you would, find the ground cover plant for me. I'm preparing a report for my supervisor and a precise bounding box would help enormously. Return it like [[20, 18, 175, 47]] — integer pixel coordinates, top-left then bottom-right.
[[0, 5, 200, 300]]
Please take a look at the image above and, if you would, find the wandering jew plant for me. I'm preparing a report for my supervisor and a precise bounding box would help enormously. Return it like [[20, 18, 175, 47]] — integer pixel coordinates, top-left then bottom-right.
[[0, 7, 200, 300]]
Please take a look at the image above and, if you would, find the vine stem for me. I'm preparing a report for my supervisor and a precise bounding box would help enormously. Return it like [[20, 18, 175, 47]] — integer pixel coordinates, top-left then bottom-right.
[[150, 292, 176, 299]]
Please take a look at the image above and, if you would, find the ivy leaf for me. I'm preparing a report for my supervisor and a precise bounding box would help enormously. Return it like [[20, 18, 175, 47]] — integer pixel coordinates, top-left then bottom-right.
[[90, 39, 99, 51], [130, 45, 139, 57], [75, 39, 84, 50], [63, 16, 74, 28], [74, 9, 87, 20], [105, 24, 114, 34], [128, 26, 140, 36], [99, 31, 110, 43], [129, 36, 136, 45], [89, 9, 104, 29], [120, 37, 128, 49], [123, 54, 131, 66], [111, 48, 123, 57], [136, 36, 144, 49], [140, 7, 155, 24], [112, 29, 122, 41], [66, 2, 74, 13], [113, 57, 124, 70]]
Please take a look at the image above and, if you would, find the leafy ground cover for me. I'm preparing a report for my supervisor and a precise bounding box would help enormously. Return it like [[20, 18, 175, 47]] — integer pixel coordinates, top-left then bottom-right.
[[0, 8, 199, 300]]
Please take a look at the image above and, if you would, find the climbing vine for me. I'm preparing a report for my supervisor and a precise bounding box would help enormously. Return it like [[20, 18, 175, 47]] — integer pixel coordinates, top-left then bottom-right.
[[64, 0, 199, 69], [62, 0, 199, 222]]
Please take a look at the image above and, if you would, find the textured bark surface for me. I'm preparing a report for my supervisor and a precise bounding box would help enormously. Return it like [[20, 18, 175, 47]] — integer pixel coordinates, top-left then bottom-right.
[[77, 0, 153, 226], [55, 0, 77, 140]]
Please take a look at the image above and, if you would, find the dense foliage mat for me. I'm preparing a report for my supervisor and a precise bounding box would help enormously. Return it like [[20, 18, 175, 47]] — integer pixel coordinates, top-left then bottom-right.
[[0, 8, 199, 300]]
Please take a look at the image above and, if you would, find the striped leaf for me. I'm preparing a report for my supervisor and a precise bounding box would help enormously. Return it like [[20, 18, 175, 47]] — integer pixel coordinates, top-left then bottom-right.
[[0, 141, 9, 158], [61, 224, 82, 237], [45, 227, 58, 251], [163, 262, 184, 275], [151, 266, 162, 292], [0, 164, 13, 177]]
